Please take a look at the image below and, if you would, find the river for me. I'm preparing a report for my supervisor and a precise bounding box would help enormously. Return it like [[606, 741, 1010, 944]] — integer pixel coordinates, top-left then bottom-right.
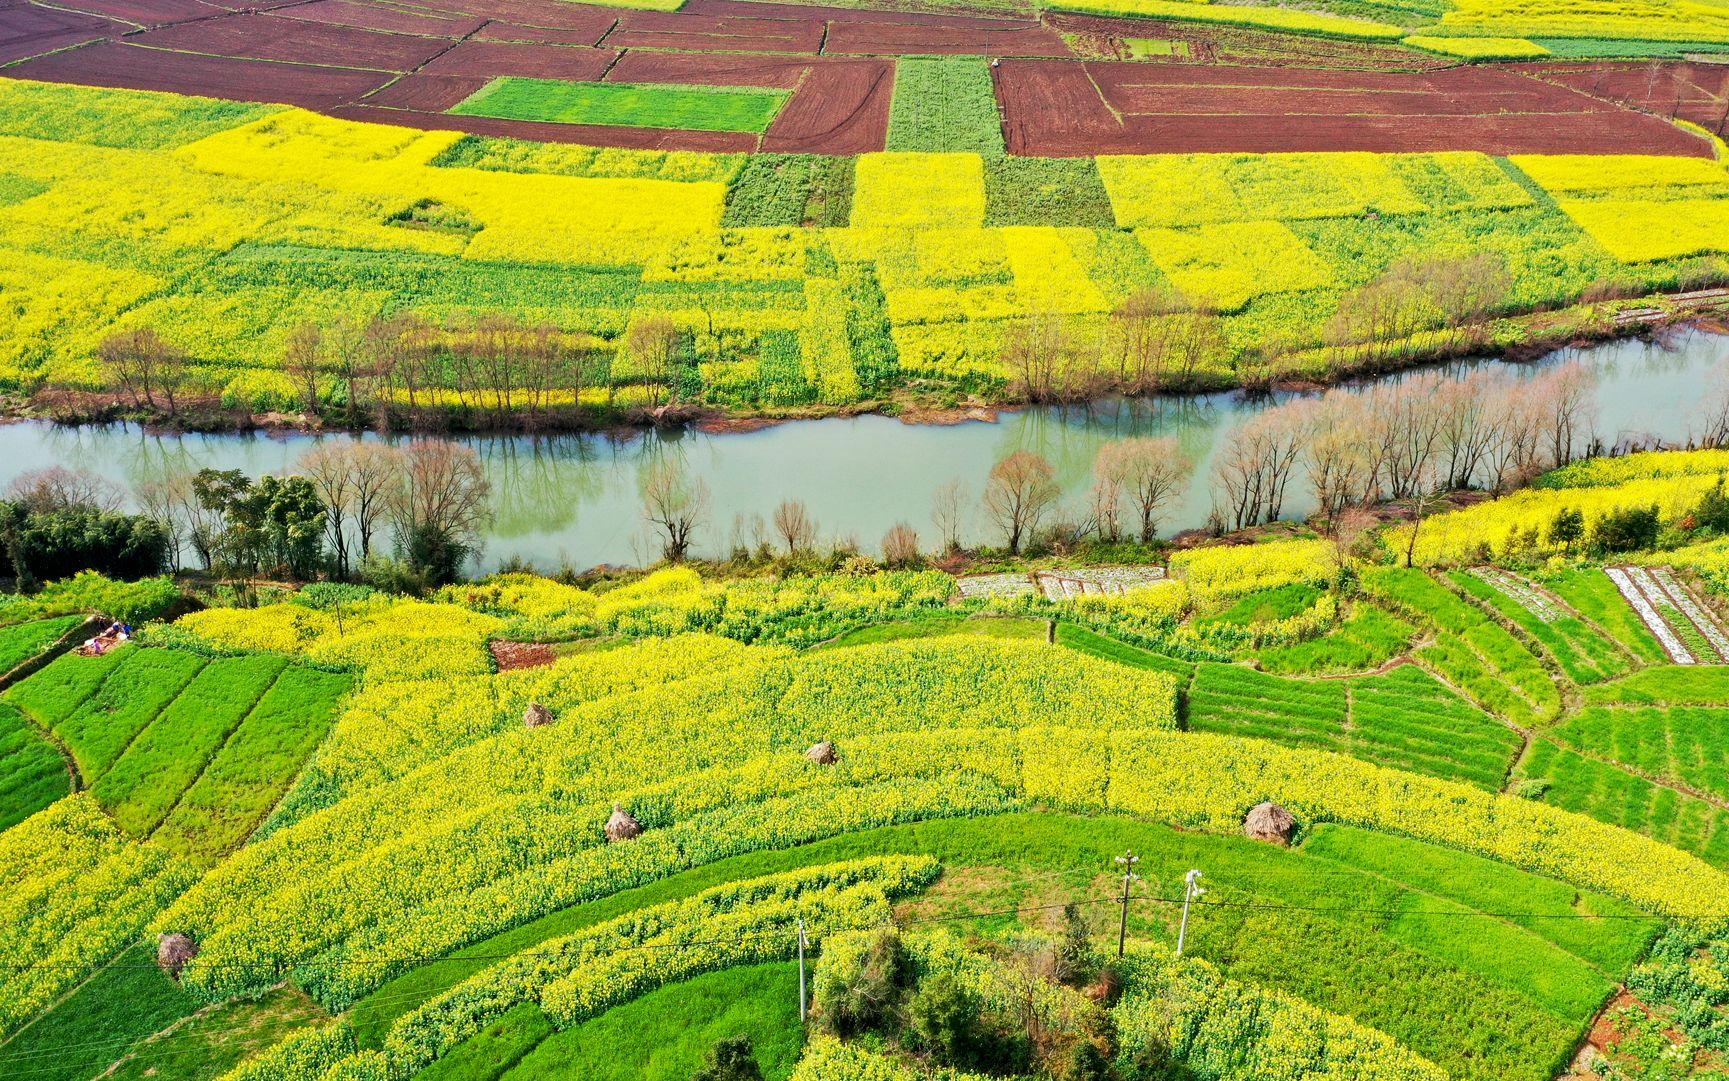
[[10, 329, 1725, 572]]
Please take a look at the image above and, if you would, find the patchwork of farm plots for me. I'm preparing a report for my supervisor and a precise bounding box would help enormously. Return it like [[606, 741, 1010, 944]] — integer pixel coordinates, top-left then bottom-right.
[[8, 510, 1729, 1078], [1, 77, 1727, 411]]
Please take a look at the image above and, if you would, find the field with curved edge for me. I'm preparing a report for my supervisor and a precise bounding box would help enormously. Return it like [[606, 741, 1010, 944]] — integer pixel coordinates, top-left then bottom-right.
[[4, 499, 1729, 1079]]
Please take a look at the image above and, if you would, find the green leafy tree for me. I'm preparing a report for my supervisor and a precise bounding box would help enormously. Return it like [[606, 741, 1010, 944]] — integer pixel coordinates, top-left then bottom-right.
[[1549, 507, 1584, 553], [691, 1035, 763, 1081]]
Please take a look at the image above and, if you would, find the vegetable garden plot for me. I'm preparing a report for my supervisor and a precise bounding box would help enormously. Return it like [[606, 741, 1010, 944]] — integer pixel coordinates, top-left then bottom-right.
[[451, 79, 791, 134], [1521, 738, 1729, 868], [1456, 568, 1635, 685], [1361, 567, 1561, 725], [1187, 663, 1349, 746], [1607, 565, 1728, 665], [1551, 703, 1729, 805]]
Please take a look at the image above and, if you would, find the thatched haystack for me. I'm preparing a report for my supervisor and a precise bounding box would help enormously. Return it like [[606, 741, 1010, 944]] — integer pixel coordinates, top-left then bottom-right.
[[805, 741, 837, 765], [1243, 802, 1296, 846], [605, 804, 642, 842], [523, 702, 554, 728], [157, 932, 198, 980]]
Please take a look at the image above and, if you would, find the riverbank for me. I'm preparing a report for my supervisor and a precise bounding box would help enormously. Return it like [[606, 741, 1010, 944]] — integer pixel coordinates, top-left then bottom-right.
[[18, 286, 1729, 440]]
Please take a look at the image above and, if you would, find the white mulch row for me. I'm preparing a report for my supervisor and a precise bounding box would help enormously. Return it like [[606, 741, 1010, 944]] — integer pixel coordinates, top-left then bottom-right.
[[1033, 566, 1166, 600], [1471, 567, 1562, 624], [1607, 566, 1696, 665], [1645, 566, 1729, 662], [955, 573, 1036, 599]]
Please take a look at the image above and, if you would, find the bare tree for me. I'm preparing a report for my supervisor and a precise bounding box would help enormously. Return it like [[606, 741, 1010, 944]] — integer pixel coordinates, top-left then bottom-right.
[[97, 328, 185, 415], [1532, 360, 1598, 468], [135, 471, 195, 572], [1436, 370, 1498, 490], [881, 522, 920, 567], [1002, 311, 1085, 403], [1095, 436, 1189, 544], [1700, 358, 1729, 449], [641, 461, 708, 562], [1109, 285, 1187, 393], [298, 442, 359, 578], [1212, 409, 1305, 531], [982, 450, 1060, 555], [931, 479, 968, 554], [350, 441, 402, 563], [284, 323, 323, 417], [6, 467, 122, 514], [1327, 505, 1379, 591], [1168, 305, 1228, 389], [1300, 394, 1372, 527], [390, 441, 490, 577], [771, 499, 817, 556], [1403, 456, 1447, 570], [627, 317, 683, 410]]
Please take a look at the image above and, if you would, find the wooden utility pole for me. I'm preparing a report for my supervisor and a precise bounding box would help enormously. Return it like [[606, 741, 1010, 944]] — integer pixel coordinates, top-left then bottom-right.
[[1114, 850, 1140, 957]]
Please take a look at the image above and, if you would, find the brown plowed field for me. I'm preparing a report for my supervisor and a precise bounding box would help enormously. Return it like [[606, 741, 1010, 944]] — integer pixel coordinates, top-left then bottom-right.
[[824, 18, 1066, 55], [280, 0, 484, 37], [416, 40, 618, 80], [1516, 60, 1729, 137], [363, 72, 488, 111], [474, 20, 618, 45], [9, 39, 391, 107], [608, 49, 811, 87], [998, 57, 1715, 157], [0, 0, 1714, 158], [129, 12, 452, 70], [0, 3, 115, 64], [33, 0, 223, 26], [602, 11, 824, 53], [761, 57, 891, 153]]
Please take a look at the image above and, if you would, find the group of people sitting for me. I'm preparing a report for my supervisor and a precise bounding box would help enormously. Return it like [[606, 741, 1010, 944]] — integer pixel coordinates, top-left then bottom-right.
[[79, 620, 131, 656]]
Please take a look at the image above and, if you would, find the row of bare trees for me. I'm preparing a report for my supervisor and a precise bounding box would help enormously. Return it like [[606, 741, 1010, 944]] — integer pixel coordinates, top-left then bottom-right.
[[998, 253, 1519, 404], [1209, 361, 1600, 536]]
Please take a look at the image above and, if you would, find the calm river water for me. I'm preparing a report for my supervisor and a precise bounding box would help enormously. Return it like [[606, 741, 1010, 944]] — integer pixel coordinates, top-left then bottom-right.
[[11, 329, 1726, 572]]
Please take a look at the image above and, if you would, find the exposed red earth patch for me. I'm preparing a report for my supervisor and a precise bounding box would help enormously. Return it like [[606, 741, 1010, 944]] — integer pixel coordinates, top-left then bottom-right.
[[474, 20, 615, 46], [363, 72, 488, 112], [38, 0, 226, 27], [761, 57, 892, 152], [489, 639, 555, 671], [824, 17, 1067, 55], [997, 57, 1716, 156], [0, 3, 117, 64], [607, 49, 811, 87]]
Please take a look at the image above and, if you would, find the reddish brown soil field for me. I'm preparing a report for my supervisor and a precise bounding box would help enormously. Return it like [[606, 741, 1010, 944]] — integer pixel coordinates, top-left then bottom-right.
[[998, 57, 1714, 156], [281, 0, 484, 37], [416, 40, 617, 80], [1518, 60, 1729, 138], [0, 0, 1714, 157], [604, 10, 825, 52], [9, 38, 392, 108], [130, 12, 451, 70], [0, 3, 116, 64], [824, 17, 1066, 55]]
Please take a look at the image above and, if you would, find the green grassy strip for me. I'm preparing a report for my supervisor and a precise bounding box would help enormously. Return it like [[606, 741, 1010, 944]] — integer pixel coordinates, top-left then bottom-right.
[[1056, 622, 1194, 678], [92, 654, 288, 837], [39, 647, 207, 782], [1449, 570, 1632, 685], [150, 666, 352, 864], [0, 702, 67, 831], [0, 614, 81, 674], [1520, 740, 1729, 868], [479, 964, 802, 1081], [886, 57, 1004, 155], [451, 79, 787, 134], [349, 813, 1619, 1081], [0, 944, 195, 1081]]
